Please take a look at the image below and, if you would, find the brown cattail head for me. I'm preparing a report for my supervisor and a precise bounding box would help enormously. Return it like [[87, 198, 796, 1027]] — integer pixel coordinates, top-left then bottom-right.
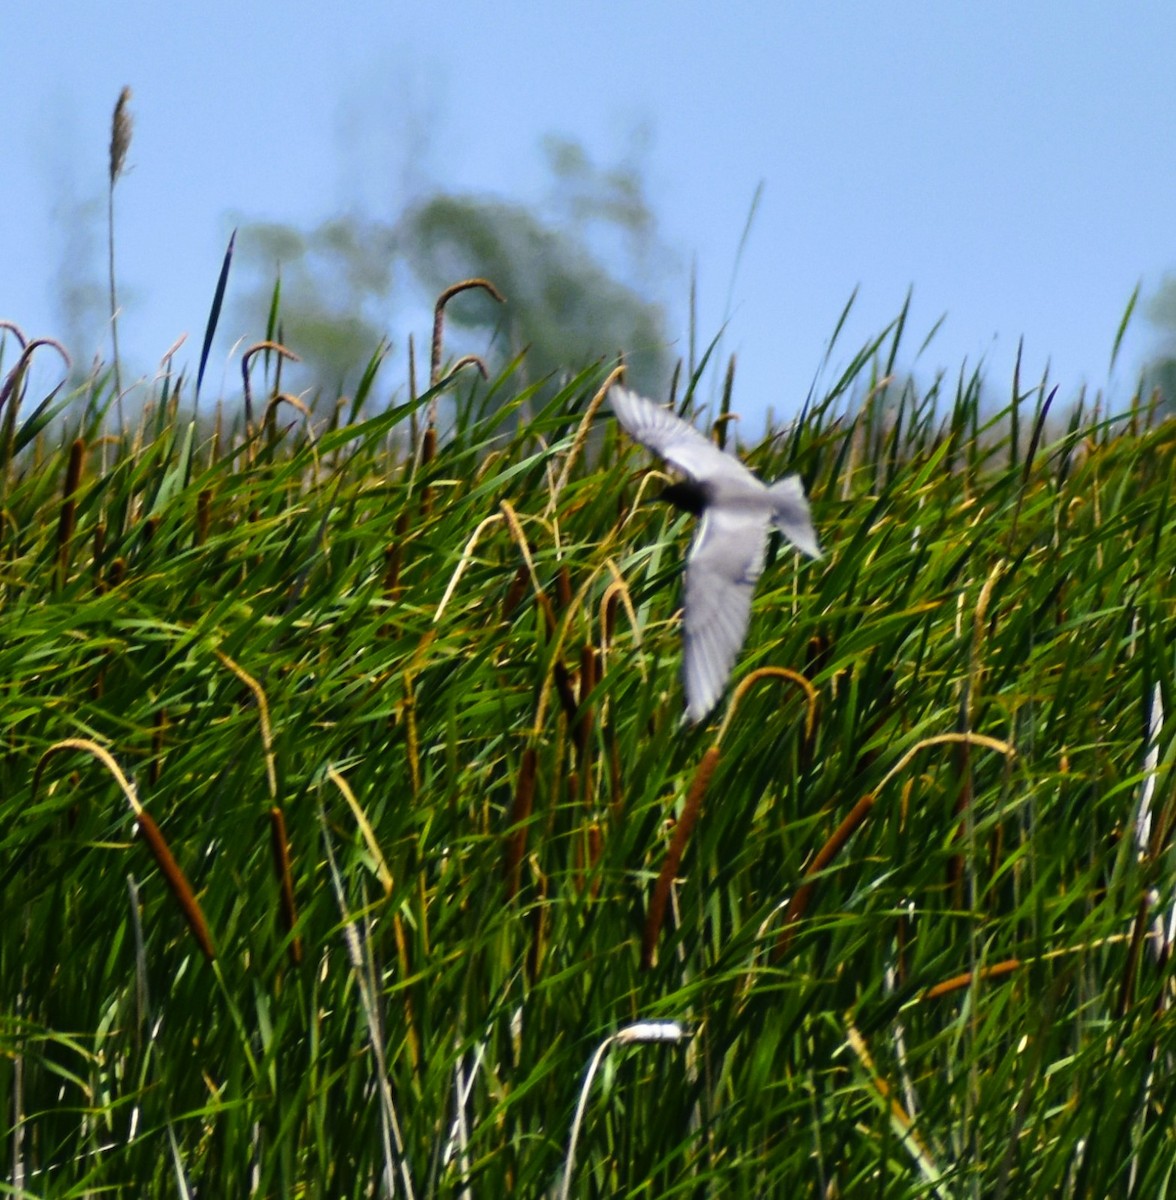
[[501, 564, 530, 623], [269, 806, 303, 965], [775, 792, 876, 960], [576, 643, 597, 763], [135, 807, 215, 961], [556, 565, 573, 612], [553, 661, 578, 722], [196, 489, 212, 547], [641, 746, 721, 969], [505, 747, 538, 900], [110, 87, 134, 185], [56, 438, 85, 587]]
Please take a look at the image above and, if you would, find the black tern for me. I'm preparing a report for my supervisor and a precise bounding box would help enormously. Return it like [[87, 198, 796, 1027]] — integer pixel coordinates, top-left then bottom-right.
[[611, 386, 821, 723]]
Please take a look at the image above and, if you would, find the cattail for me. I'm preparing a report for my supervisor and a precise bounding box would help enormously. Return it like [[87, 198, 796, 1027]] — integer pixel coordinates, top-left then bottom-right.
[[556, 565, 573, 612], [641, 746, 721, 969], [269, 806, 302, 965], [383, 510, 410, 602], [500, 564, 530, 623], [527, 863, 549, 984], [92, 520, 106, 590], [140, 514, 159, 548], [419, 427, 437, 517], [584, 821, 603, 898], [602, 587, 620, 646], [195, 488, 212, 547], [553, 661, 578, 721], [107, 556, 126, 589], [55, 438, 84, 588], [135, 807, 216, 961], [505, 748, 538, 900], [382, 543, 402, 608], [608, 731, 623, 820], [576, 643, 597, 767], [922, 959, 1020, 1002], [775, 793, 876, 960]]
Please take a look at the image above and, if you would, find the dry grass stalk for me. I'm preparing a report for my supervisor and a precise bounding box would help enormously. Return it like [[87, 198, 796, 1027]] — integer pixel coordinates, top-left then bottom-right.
[[214, 650, 278, 799], [1, 339, 70, 463], [0, 319, 28, 349], [546, 366, 624, 515], [844, 1018, 947, 1191], [326, 765, 394, 897], [641, 746, 721, 969], [718, 666, 818, 745], [429, 277, 505, 389], [241, 340, 301, 433], [444, 354, 489, 382]]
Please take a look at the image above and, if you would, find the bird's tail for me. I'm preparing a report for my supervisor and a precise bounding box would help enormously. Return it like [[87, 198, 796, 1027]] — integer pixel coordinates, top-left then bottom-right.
[[768, 476, 822, 559]]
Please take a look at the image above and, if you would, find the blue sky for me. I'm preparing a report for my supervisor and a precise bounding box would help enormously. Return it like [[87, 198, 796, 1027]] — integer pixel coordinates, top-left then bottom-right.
[[4, 2, 1176, 427]]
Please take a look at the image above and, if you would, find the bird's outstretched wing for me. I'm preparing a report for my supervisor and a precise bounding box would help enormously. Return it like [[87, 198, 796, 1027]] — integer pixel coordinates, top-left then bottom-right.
[[768, 475, 822, 559], [681, 504, 772, 723], [610, 386, 758, 486]]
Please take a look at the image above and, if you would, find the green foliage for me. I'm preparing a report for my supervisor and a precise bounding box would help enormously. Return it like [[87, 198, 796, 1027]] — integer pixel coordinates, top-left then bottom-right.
[[2, 313, 1176, 1198], [232, 136, 671, 399], [401, 193, 668, 396]]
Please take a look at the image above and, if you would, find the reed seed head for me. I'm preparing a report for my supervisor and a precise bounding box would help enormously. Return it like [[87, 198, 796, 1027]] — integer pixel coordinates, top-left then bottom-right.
[[109, 86, 133, 186]]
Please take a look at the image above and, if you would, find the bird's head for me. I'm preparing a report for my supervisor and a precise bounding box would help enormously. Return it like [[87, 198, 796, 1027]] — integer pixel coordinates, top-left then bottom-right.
[[655, 478, 708, 517]]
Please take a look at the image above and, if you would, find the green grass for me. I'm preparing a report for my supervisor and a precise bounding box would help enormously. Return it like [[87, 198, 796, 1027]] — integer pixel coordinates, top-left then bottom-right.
[[2, 308, 1176, 1198]]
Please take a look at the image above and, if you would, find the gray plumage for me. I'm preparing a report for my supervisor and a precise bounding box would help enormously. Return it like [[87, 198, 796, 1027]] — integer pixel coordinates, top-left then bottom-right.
[[611, 386, 821, 723]]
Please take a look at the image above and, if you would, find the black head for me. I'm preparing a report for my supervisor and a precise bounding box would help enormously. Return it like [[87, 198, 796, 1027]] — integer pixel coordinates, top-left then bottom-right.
[[656, 479, 708, 517]]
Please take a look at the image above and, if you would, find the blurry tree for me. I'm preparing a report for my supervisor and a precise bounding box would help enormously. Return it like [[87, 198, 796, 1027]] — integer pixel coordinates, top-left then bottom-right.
[[232, 135, 673, 398], [233, 217, 398, 391], [1145, 276, 1176, 405]]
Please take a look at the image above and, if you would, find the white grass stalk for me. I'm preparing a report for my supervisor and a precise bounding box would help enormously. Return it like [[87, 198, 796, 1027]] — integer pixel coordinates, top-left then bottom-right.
[[167, 1122, 193, 1199], [320, 807, 415, 1200], [557, 1021, 687, 1200], [1135, 681, 1163, 860], [441, 1040, 485, 1199]]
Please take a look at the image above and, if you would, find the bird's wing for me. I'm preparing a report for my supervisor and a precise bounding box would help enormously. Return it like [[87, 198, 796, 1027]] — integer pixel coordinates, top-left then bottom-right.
[[610, 386, 758, 486], [768, 475, 822, 559], [680, 503, 772, 723]]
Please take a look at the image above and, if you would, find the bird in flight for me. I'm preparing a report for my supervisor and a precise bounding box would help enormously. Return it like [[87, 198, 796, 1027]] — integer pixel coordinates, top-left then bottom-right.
[[611, 386, 821, 723]]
